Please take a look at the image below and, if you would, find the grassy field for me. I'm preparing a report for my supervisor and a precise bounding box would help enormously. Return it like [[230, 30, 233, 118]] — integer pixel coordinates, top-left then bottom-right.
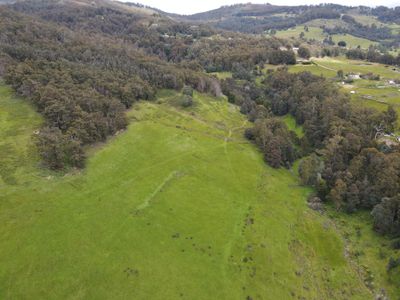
[[275, 25, 326, 41], [327, 208, 400, 297], [286, 57, 400, 122], [0, 83, 386, 299], [274, 26, 377, 49], [282, 114, 304, 138], [0, 83, 43, 186]]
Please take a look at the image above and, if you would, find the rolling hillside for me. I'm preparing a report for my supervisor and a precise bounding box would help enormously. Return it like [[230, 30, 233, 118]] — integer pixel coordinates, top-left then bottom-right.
[[0, 85, 377, 299], [1, 1, 400, 299], [173, 3, 400, 50]]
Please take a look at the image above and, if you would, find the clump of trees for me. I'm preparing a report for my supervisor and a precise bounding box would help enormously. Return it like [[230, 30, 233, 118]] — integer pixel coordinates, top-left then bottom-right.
[[346, 47, 400, 66], [180, 85, 194, 107], [372, 195, 400, 236], [269, 49, 296, 65], [298, 46, 311, 59], [245, 118, 298, 168]]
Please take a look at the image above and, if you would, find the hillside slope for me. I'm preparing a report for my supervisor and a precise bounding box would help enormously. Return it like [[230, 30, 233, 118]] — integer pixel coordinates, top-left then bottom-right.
[[0, 87, 373, 299]]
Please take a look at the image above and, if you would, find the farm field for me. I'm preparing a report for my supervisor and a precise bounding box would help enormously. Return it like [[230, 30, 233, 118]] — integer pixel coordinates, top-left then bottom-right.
[[1, 83, 392, 299], [274, 26, 377, 49], [287, 57, 400, 120]]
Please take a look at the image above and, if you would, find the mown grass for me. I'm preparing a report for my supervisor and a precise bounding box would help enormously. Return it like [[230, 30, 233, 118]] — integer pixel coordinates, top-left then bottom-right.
[[0, 84, 377, 299]]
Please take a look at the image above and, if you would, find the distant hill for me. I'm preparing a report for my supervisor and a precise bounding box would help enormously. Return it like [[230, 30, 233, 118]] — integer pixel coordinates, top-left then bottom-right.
[[167, 3, 400, 48]]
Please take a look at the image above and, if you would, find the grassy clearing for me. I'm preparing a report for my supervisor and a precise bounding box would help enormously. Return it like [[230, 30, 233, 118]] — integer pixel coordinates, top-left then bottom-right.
[[330, 34, 378, 49], [305, 18, 349, 29], [210, 71, 233, 80], [0, 84, 377, 299], [275, 25, 325, 41], [282, 114, 304, 138], [388, 24, 400, 36], [274, 26, 376, 49]]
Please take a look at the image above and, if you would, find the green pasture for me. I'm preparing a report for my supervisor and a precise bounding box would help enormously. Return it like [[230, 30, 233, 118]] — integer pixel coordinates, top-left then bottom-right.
[[274, 26, 377, 49], [274, 25, 326, 41], [0, 84, 380, 299]]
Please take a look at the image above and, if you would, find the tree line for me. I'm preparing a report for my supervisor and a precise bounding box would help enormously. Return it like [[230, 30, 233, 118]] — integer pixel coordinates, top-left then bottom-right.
[[223, 69, 400, 238]]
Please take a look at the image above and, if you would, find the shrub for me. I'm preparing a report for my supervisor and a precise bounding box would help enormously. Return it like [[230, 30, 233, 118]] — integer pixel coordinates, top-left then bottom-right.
[[180, 95, 193, 108], [298, 46, 311, 59]]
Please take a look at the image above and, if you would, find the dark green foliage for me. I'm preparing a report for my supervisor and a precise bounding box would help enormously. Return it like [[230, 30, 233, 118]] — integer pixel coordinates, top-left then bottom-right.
[[232, 63, 254, 81], [269, 50, 296, 65], [321, 46, 340, 57], [298, 46, 311, 59], [383, 106, 398, 133], [347, 47, 400, 66], [0, 3, 225, 169], [36, 127, 85, 169], [323, 36, 335, 46], [299, 154, 324, 186], [392, 239, 400, 250], [372, 196, 400, 236], [346, 49, 366, 60], [180, 95, 193, 108], [338, 41, 347, 47], [387, 257, 400, 272], [182, 85, 194, 97], [246, 118, 297, 168], [325, 18, 395, 44]]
